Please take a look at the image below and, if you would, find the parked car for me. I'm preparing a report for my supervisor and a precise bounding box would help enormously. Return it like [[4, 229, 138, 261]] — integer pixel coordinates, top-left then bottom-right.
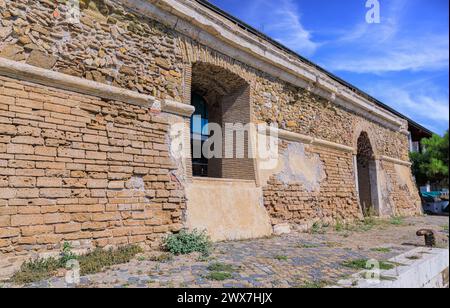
[[422, 191, 449, 216]]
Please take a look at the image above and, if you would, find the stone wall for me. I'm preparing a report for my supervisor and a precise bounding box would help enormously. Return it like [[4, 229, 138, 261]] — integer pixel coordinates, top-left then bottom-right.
[[378, 161, 422, 217], [0, 0, 410, 161], [0, 75, 184, 277], [0, 0, 183, 100]]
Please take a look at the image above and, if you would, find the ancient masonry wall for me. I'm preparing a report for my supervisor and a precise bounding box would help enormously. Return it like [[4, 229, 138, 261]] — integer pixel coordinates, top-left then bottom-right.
[[0, 0, 422, 274], [0, 75, 184, 277], [263, 142, 361, 227]]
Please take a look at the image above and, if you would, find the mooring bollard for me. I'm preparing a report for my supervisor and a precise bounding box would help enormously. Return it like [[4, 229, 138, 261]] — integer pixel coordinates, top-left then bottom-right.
[[416, 229, 436, 247]]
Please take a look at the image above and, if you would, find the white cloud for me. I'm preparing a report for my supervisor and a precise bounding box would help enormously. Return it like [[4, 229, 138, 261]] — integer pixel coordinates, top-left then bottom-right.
[[260, 0, 319, 56], [326, 35, 449, 73], [366, 81, 449, 131], [322, 0, 449, 74]]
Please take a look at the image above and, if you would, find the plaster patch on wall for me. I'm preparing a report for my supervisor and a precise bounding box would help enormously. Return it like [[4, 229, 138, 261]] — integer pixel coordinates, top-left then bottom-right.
[[166, 114, 189, 184], [378, 167, 395, 217], [395, 164, 417, 196], [276, 143, 326, 192]]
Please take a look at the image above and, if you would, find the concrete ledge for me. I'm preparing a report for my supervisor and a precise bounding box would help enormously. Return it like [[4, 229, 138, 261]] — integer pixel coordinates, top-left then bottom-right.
[[162, 99, 195, 117], [266, 126, 355, 153], [378, 155, 413, 167], [336, 247, 449, 288], [0, 58, 193, 117]]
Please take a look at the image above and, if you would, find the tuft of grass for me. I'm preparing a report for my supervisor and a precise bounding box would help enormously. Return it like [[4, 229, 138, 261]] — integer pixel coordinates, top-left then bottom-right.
[[341, 259, 397, 271], [207, 262, 236, 273], [335, 219, 345, 232], [297, 243, 320, 249], [164, 229, 212, 256], [325, 242, 343, 248], [10, 245, 142, 284], [10, 258, 62, 285], [204, 262, 238, 281], [389, 217, 404, 226], [205, 271, 233, 281], [297, 280, 330, 289], [274, 255, 289, 261], [311, 222, 328, 234], [371, 247, 392, 253], [149, 253, 173, 263], [442, 224, 449, 232], [77, 245, 143, 276]]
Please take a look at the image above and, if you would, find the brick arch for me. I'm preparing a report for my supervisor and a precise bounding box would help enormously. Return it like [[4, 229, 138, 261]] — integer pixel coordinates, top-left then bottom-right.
[[355, 129, 381, 216], [353, 122, 379, 156], [191, 62, 249, 101]]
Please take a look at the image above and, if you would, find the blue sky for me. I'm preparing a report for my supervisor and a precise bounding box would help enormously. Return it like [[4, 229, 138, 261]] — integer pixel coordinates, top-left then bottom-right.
[[209, 0, 449, 135]]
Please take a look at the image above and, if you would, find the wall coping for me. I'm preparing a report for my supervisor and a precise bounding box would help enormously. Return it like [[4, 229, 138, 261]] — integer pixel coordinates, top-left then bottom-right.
[[124, 0, 408, 133], [377, 155, 413, 167], [0, 58, 195, 117], [265, 126, 412, 167], [265, 126, 355, 153], [192, 177, 257, 185]]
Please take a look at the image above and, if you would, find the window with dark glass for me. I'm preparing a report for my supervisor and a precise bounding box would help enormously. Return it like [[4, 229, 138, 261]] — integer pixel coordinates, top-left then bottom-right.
[[191, 93, 209, 177]]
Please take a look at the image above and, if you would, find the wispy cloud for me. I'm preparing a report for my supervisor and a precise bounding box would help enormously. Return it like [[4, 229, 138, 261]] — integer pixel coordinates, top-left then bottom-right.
[[322, 0, 449, 74], [265, 0, 319, 56], [365, 79, 449, 133], [326, 35, 449, 73]]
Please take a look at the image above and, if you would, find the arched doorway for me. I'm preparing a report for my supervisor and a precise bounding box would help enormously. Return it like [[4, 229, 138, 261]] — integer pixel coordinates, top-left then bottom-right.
[[356, 132, 378, 216]]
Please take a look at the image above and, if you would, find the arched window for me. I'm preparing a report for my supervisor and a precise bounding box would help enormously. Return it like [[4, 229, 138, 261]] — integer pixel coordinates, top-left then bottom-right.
[[189, 62, 254, 180]]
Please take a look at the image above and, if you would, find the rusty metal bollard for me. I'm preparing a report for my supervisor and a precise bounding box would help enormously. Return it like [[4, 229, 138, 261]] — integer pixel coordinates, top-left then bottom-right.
[[416, 229, 436, 247]]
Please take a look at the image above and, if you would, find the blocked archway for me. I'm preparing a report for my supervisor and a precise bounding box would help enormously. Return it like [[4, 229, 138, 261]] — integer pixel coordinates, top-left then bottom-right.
[[356, 131, 380, 216]]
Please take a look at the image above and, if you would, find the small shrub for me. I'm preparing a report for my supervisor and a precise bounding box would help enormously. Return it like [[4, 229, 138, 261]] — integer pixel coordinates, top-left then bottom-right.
[[164, 229, 212, 256], [60, 242, 78, 265]]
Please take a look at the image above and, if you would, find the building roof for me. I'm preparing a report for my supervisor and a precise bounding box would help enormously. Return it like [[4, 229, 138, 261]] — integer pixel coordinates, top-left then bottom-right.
[[195, 0, 434, 137]]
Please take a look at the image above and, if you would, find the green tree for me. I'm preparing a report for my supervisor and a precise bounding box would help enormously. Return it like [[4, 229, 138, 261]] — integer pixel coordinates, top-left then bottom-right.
[[410, 130, 449, 186]]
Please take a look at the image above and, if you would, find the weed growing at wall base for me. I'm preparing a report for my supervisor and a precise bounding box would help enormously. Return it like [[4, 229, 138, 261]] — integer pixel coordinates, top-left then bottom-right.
[[10, 245, 142, 284], [164, 229, 212, 256]]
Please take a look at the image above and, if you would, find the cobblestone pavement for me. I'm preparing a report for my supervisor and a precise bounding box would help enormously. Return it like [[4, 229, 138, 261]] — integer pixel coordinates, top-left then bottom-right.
[[4, 216, 449, 288]]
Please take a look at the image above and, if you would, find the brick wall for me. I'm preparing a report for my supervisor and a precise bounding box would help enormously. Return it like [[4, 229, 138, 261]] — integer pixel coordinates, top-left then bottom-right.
[[0, 76, 184, 261], [263, 142, 362, 227]]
